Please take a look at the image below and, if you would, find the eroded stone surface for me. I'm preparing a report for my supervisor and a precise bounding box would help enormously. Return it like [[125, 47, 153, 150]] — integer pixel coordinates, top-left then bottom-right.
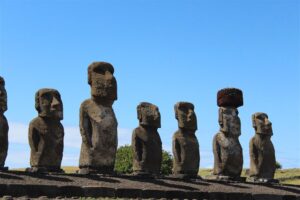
[[132, 102, 162, 176], [213, 88, 243, 179], [0, 171, 300, 198], [79, 62, 118, 174], [0, 76, 8, 170], [172, 102, 199, 178], [28, 88, 64, 172], [249, 112, 276, 181]]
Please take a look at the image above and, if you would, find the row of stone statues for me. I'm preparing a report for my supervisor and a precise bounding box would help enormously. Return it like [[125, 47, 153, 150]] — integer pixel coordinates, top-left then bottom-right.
[[0, 62, 276, 183]]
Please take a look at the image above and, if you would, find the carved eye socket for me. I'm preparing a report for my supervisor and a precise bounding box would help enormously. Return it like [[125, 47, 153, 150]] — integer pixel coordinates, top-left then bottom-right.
[[93, 67, 106, 75], [257, 115, 267, 121], [40, 93, 52, 104]]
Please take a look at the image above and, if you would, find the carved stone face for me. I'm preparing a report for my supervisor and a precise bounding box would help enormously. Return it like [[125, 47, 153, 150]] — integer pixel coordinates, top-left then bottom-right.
[[88, 62, 117, 104], [35, 89, 63, 120], [252, 112, 273, 136], [0, 77, 7, 113], [137, 102, 161, 128], [218, 107, 241, 137], [175, 102, 197, 131]]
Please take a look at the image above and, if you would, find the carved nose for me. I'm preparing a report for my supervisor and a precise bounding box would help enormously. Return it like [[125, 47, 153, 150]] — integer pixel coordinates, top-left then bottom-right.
[[266, 119, 272, 126], [105, 71, 113, 79], [51, 97, 60, 108], [187, 110, 193, 121]]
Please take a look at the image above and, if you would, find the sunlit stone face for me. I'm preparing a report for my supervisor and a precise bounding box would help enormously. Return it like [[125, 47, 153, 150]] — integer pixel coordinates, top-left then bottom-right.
[[36, 89, 63, 120], [138, 102, 161, 128], [219, 107, 241, 137], [175, 102, 197, 131], [88, 62, 117, 104], [252, 112, 273, 136]]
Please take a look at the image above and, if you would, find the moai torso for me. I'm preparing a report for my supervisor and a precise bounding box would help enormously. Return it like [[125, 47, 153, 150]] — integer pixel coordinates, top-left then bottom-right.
[[0, 114, 8, 168], [132, 126, 162, 174], [213, 131, 243, 177], [173, 130, 199, 175], [29, 117, 64, 168], [213, 88, 244, 178], [79, 99, 118, 168], [28, 88, 64, 172], [79, 62, 118, 174], [132, 102, 162, 175], [0, 76, 8, 169], [172, 102, 199, 177], [249, 112, 276, 179]]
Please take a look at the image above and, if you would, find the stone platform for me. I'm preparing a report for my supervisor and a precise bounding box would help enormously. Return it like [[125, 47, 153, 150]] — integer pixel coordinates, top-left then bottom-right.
[[0, 171, 300, 199]]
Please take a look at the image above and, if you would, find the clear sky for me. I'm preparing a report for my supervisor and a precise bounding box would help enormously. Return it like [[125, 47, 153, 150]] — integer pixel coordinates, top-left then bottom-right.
[[0, 0, 299, 169]]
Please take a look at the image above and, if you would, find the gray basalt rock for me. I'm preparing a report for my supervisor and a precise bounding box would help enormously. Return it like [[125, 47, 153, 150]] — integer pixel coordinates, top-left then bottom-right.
[[132, 102, 162, 176], [78, 62, 118, 174], [27, 88, 64, 173], [249, 112, 276, 183], [0, 76, 8, 171], [172, 102, 200, 178], [211, 88, 244, 181]]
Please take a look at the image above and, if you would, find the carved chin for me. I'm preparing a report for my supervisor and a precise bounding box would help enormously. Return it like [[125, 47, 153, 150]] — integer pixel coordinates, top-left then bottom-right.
[[0, 105, 7, 112], [92, 88, 116, 99], [54, 111, 63, 120]]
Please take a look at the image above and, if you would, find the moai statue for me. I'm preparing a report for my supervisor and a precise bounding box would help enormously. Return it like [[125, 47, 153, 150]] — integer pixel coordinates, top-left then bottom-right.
[[172, 102, 200, 178], [249, 112, 277, 183], [211, 88, 244, 181], [27, 88, 64, 173], [0, 76, 9, 171], [79, 62, 118, 174], [132, 102, 162, 176]]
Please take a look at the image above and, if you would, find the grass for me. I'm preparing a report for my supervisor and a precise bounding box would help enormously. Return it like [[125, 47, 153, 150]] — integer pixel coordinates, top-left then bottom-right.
[[199, 168, 300, 185]]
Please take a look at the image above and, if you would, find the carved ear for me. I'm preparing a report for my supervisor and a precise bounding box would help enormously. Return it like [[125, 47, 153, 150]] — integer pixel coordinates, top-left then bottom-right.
[[174, 103, 179, 120], [35, 90, 40, 113], [218, 108, 223, 126], [137, 104, 142, 120], [0, 76, 5, 86], [88, 67, 92, 85], [252, 114, 256, 128]]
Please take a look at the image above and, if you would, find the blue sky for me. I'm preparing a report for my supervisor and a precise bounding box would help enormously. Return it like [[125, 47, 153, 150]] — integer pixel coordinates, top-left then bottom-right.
[[0, 0, 299, 169]]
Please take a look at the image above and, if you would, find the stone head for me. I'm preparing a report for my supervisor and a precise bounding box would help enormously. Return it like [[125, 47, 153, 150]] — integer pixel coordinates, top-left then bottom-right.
[[88, 62, 117, 104], [0, 76, 7, 113], [137, 102, 161, 128], [35, 88, 63, 120], [174, 102, 197, 131], [218, 107, 241, 137], [252, 112, 273, 136]]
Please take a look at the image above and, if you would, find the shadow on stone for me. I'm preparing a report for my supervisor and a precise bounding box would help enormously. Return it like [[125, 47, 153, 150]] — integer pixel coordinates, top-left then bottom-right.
[[206, 179, 250, 189], [263, 184, 300, 195], [22, 173, 73, 182], [84, 175, 120, 183], [165, 176, 210, 186], [119, 176, 198, 191], [0, 173, 23, 180]]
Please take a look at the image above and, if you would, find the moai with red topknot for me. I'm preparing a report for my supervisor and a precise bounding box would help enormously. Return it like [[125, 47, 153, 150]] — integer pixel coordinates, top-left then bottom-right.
[[210, 88, 245, 181]]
